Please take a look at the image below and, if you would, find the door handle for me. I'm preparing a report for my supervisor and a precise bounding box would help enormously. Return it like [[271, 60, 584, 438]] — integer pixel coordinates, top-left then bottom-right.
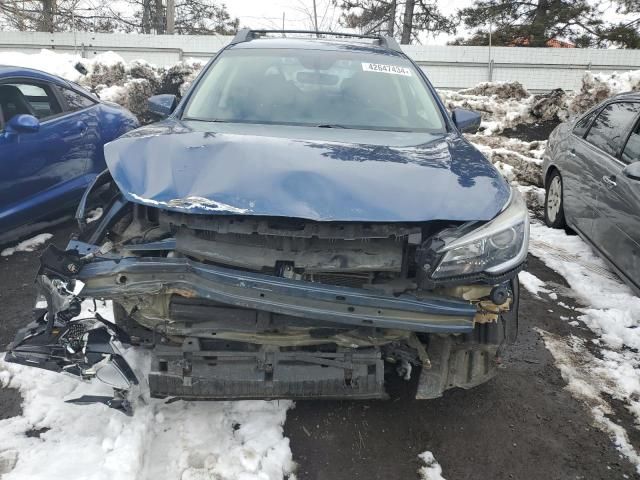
[[602, 175, 617, 189], [568, 149, 576, 157]]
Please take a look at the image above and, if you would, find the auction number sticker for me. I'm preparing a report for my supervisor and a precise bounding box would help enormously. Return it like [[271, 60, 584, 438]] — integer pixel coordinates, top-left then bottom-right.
[[361, 63, 412, 76]]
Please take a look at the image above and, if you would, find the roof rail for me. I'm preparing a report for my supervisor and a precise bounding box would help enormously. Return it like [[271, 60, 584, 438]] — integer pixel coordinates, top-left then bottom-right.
[[229, 28, 403, 53]]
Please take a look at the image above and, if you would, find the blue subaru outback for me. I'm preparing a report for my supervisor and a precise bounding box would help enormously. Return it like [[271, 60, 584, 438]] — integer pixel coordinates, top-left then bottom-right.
[[8, 30, 529, 408]]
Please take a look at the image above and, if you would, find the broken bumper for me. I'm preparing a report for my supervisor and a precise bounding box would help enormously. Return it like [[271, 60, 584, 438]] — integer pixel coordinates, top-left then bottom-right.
[[76, 256, 477, 334], [6, 242, 514, 406]]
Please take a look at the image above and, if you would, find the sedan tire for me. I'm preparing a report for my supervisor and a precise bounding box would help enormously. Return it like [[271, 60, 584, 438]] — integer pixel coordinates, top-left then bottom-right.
[[544, 170, 566, 229]]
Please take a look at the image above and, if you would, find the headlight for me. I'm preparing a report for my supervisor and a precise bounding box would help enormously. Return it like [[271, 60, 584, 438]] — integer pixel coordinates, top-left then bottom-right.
[[428, 189, 529, 279]]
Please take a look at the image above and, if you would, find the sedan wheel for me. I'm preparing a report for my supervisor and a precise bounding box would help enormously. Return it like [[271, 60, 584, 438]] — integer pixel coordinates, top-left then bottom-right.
[[544, 171, 566, 229]]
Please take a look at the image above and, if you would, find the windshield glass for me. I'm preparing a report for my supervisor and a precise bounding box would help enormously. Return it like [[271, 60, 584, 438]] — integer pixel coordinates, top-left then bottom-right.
[[182, 48, 446, 132]]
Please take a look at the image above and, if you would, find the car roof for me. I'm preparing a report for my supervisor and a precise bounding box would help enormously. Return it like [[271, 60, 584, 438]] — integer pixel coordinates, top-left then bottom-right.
[[227, 37, 405, 58], [0, 64, 99, 100], [0, 65, 71, 86], [611, 91, 640, 102]]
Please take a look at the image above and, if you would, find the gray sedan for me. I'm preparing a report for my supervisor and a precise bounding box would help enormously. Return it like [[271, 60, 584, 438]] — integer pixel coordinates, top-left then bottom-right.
[[543, 92, 640, 294]]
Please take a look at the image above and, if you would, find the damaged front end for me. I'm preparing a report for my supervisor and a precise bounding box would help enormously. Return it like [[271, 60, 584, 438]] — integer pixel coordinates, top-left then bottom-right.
[[7, 172, 528, 406]]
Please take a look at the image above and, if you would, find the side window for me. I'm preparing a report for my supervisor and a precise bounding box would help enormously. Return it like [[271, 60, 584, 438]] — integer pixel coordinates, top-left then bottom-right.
[[573, 109, 597, 137], [60, 88, 96, 112], [585, 102, 640, 157], [0, 82, 61, 124], [622, 122, 640, 164]]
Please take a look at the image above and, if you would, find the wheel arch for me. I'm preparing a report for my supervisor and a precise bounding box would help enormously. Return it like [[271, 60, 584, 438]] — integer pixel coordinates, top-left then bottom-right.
[[544, 164, 561, 188]]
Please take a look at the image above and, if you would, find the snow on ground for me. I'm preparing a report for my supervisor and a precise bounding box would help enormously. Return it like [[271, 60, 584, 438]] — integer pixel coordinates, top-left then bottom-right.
[[530, 222, 640, 473], [1, 233, 52, 257], [0, 299, 296, 480], [518, 271, 550, 297], [469, 135, 546, 187], [441, 70, 640, 136], [439, 84, 540, 136], [530, 222, 640, 350], [538, 330, 640, 474], [418, 451, 446, 480]]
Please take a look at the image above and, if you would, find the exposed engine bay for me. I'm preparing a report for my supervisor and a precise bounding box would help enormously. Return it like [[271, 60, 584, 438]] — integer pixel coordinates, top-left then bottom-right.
[[6, 174, 524, 412]]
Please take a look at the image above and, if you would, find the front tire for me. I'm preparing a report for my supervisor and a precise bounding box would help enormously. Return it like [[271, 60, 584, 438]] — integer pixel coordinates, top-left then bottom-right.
[[544, 170, 566, 229]]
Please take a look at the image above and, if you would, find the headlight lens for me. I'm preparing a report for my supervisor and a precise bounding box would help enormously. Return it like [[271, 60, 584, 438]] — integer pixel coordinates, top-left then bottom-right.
[[430, 189, 529, 279]]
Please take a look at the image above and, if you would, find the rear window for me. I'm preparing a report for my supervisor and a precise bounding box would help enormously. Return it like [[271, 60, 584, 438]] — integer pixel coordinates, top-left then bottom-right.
[[585, 102, 640, 157], [623, 123, 640, 164], [183, 48, 445, 132]]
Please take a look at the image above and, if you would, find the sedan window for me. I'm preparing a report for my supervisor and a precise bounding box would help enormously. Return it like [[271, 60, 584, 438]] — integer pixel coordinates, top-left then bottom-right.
[[573, 109, 597, 137], [60, 87, 96, 112], [1, 83, 61, 123], [623, 123, 640, 164], [585, 102, 640, 157]]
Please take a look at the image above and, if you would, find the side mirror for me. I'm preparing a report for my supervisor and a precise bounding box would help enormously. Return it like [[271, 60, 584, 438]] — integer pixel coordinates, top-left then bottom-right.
[[451, 108, 481, 134], [6, 114, 40, 134], [147, 94, 178, 118], [622, 162, 640, 181]]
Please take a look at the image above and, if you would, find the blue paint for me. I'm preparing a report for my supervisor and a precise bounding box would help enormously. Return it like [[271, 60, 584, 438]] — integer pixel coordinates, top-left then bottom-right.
[[106, 120, 510, 222], [0, 66, 139, 240]]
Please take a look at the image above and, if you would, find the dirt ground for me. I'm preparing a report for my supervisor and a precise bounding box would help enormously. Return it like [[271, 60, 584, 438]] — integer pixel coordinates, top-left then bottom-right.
[[0, 223, 638, 479]]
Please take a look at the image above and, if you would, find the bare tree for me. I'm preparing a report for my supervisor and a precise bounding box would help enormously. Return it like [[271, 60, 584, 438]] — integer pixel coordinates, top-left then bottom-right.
[[293, 0, 340, 31], [0, 0, 239, 34]]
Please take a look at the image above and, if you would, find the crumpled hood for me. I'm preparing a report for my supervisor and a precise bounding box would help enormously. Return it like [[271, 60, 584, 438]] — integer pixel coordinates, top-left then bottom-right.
[[104, 120, 510, 222]]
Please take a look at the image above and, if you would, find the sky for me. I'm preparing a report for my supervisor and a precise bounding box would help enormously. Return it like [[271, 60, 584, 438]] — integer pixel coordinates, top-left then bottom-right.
[[225, 0, 475, 45]]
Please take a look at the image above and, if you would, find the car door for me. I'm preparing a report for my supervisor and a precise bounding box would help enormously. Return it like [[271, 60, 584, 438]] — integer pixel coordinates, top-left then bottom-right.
[[562, 108, 603, 237], [56, 85, 102, 172], [582, 101, 640, 281], [0, 79, 95, 232]]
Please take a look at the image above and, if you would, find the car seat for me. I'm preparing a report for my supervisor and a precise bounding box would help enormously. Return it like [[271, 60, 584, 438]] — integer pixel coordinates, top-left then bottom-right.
[[0, 85, 36, 123]]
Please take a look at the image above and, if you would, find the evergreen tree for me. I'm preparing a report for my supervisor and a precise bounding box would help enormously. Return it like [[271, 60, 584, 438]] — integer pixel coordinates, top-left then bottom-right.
[[455, 0, 639, 48], [338, 0, 456, 44]]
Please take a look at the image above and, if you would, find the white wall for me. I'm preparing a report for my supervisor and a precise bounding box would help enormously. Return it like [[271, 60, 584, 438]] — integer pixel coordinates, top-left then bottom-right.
[[2, 31, 640, 92]]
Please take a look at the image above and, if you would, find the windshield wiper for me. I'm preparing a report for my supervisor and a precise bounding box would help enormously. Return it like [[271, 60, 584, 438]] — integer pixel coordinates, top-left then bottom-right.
[[182, 117, 227, 122]]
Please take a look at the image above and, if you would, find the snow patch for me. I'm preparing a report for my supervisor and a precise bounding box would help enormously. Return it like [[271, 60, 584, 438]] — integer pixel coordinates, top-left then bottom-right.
[[519, 271, 549, 297], [0, 299, 295, 480], [418, 451, 446, 480], [1, 233, 53, 257]]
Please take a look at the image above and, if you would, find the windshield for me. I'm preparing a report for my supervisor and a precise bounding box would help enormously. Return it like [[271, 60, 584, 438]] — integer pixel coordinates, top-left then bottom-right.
[[182, 48, 446, 132]]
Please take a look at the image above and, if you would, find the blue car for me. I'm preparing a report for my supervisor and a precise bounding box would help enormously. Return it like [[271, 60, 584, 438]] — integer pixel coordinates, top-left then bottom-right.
[[0, 65, 139, 244], [8, 30, 529, 409]]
